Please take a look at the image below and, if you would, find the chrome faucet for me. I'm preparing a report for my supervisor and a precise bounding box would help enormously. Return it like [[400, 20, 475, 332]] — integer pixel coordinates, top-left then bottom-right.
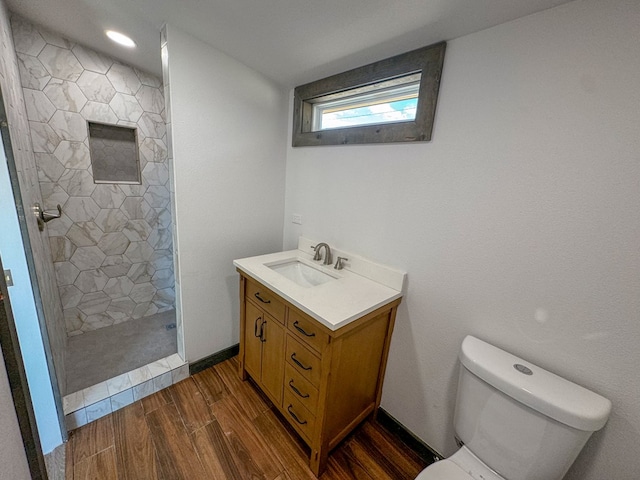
[[311, 243, 332, 265]]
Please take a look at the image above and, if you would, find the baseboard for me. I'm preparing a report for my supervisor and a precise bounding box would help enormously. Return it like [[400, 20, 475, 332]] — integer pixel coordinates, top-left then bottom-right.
[[189, 344, 240, 375], [376, 407, 443, 466]]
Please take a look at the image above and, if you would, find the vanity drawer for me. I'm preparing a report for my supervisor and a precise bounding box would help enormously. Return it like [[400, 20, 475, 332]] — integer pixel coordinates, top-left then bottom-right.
[[285, 363, 319, 412], [286, 336, 321, 386], [283, 390, 315, 443], [288, 309, 330, 353], [245, 278, 285, 323]]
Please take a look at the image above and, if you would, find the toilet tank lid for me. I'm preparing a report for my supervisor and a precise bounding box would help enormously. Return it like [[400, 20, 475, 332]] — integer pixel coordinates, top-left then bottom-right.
[[459, 336, 612, 432]]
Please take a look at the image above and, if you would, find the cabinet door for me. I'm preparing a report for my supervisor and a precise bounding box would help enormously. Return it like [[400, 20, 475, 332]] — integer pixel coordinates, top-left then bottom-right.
[[244, 301, 263, 380], [261, 317, 285, 405]]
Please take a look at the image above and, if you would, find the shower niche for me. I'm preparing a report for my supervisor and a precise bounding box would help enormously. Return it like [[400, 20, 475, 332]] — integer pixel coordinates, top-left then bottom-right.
[[88, 122, 141, 184]]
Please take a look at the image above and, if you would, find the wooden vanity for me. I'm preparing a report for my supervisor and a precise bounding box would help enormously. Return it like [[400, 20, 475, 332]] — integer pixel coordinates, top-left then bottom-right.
[[237, 273, 401, 475]]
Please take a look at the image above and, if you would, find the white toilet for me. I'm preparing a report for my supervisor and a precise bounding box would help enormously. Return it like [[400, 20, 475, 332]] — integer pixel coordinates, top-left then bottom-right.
[[416, 336, 611, 480]]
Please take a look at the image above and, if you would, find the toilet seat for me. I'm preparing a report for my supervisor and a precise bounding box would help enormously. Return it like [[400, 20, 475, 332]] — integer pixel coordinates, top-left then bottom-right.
[[415, 447, 504, 480], [416, 459, 472, 480]]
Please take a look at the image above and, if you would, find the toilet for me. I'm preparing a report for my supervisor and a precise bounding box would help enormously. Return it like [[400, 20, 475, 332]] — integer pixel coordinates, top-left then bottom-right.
[[416, 336, 611, 480]]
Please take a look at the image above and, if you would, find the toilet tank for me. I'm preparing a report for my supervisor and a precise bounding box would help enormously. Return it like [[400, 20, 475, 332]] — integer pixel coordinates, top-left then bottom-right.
[[453, 336, 611, 480]]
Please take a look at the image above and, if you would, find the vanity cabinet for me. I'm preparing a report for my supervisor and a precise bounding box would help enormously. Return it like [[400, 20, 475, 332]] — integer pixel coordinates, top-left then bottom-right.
[[238, 273, 400, 476]]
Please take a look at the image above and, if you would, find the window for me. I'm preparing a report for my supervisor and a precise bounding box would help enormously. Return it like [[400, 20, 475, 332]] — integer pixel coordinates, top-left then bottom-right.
[[292, 42, 446, 147]]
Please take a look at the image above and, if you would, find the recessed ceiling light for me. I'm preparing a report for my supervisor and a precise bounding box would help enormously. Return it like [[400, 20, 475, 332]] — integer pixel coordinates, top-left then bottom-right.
[[105, 30, 136, 48]]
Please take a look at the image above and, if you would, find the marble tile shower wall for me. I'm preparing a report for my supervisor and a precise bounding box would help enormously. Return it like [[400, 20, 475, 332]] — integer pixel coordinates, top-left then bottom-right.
[[11, 16, 176, 336], [0, 5, 67, 392]]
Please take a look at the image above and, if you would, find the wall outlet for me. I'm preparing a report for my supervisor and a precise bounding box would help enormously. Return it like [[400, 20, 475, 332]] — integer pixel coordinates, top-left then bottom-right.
[[292, 214, 303, 225]]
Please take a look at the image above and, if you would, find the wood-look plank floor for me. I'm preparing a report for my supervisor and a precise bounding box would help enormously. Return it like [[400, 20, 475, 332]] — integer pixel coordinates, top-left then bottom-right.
[[65, 356, 427, 480]]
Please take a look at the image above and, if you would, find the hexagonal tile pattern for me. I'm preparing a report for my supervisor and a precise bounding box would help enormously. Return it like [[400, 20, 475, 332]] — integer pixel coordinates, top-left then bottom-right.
[[17, 52, 51, 90], [130, 283, 156, 304], [77, 291, 111, 315], [101, 255, 132, 278], [67, 221, 103, 246], [80, 102, 118, 124], [144, 185, 170, 208], [139, 137, 167, 165], [118, 184, 147, 197], [11, 16, 46, 56], [76, 70, 116, 103], [64, 307, 85, 333], [109, 93, 143, 122], [23, 88, 56, 122], [120, 197, 151, 220], [83, 313, 114, 331], [135, 68, 162, 88], [49, 236, 76, 262], [38, 28, 74, 49], [142, 162, 168, 186], [46, 212, 73, 237], [54, 261, 80, 286], [151, 268, 174, 290], [136, 85, 164, 114], [103, 276, 134, 299], [94, 208, 128, 233], [147, 227, 172, 250], [53, 141, 90, 169], [48, 110, 86, 141], [106, 63, 141, 95], [138, 112, 166, 139], [29, 121, 60, 153], [153, 287, 175, 310], [58, 169, 96, 196], [40, 182, 69, 210], [38, 44, 83, 81], [74, 269, 109, 293], [106, 296, 136, 320], [59, 284, 83, 309], [43, 78, 87, 112], [124, 241, 154, 264], [70, 246, 106, 270], [91, 184, 126, 209], [14, 16, 174, 334], [127, 263, 155, 284], [97, 232, 130, 256], [34, 153, 65, 182], [122, 219, 152, 242], [72, 44, 113, 74], [149, 249, 173, 270], [63, 197, 100, 222]]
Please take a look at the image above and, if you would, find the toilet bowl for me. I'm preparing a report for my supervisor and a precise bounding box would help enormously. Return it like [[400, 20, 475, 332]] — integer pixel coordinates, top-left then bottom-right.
[[414, 336, 611, 480], [416, 446, 503, 480]]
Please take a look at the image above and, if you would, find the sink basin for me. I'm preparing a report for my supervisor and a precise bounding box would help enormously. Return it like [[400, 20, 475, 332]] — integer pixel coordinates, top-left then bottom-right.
[[268, 259, 337, 287]]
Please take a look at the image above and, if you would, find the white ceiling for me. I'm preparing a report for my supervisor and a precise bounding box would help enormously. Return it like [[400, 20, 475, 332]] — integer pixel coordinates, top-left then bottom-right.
[[7, 0, 574, 88]]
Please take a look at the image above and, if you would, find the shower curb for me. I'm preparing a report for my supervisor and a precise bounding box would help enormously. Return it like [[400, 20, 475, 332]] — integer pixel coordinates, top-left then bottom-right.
[[62, 352, 188, 430]]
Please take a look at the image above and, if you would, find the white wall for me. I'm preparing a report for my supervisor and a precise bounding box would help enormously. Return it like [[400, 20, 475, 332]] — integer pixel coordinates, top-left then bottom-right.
[[165, 25, 288, 362], [283, 0, 640, 478]]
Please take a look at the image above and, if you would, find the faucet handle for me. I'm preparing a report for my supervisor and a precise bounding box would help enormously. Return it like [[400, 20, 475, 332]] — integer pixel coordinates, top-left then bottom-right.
[[310, 245, 321, 261], [334, 257, 349, 270]]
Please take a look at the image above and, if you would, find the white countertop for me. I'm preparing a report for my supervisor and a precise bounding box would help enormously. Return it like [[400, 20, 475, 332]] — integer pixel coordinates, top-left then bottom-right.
[[233, 243, 405, 331]]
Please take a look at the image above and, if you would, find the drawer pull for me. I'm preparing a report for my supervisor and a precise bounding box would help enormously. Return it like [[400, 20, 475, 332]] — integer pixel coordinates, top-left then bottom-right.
[[288, 379, 310, 398], [254, 292, 271, 304], [254, 317, 263, 338], [293, 321, 316, 337], [290, 353, 312, 371], [287, 404, 308, 425]]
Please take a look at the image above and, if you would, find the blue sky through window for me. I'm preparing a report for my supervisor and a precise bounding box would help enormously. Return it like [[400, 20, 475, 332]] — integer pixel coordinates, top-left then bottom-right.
[[320, 97, 418, 129]]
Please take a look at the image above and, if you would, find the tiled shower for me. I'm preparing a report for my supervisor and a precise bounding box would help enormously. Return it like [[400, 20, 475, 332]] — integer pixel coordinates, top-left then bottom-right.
[[9, 14, 184, 423]]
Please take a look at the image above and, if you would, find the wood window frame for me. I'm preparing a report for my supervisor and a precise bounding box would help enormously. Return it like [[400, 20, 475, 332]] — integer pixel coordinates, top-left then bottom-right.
[[292, 42, 446, 147]]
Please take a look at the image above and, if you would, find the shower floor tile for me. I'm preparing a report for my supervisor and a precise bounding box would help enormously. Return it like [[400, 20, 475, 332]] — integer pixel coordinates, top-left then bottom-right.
[[66, 310, 177, 393]]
